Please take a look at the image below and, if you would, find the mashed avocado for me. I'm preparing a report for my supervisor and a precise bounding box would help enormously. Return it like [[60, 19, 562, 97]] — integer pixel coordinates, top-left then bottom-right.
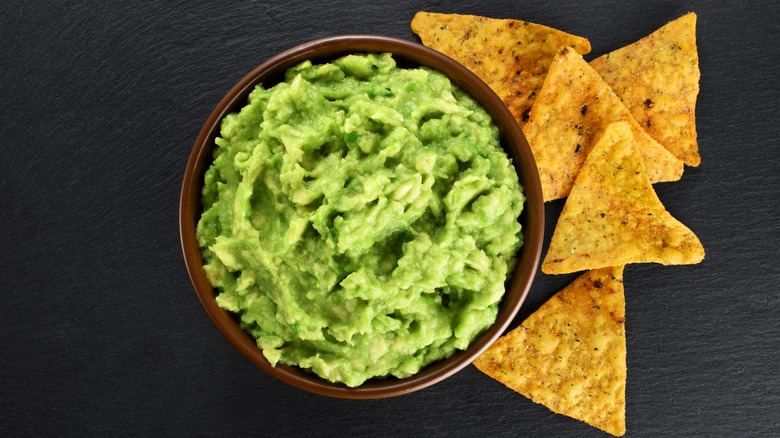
[[197, 53, 524, 387]]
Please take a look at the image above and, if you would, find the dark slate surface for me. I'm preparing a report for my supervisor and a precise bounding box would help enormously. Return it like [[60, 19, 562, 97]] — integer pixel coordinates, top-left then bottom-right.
[[2, 1, 779, 436]]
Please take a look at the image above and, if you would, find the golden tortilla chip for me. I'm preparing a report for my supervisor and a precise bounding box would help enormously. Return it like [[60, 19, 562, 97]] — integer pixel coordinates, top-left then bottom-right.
[[542, 122, 704, 274], [590, 13, 700, 166], [523, 46, 683, 202], [474, 266, 627, 436], [410, 11, 591, 128]]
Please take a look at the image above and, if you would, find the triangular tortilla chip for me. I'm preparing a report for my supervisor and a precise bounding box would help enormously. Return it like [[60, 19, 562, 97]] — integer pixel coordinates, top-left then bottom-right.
[[590, 13, 700, 166], [411, 11, 591, 128], [474, 266, 627, 436], [542, 122, 704, 274], [523, 46, 683, 202]]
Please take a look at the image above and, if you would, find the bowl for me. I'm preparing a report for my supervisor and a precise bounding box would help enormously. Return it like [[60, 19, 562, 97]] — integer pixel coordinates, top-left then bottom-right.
[[179, 35, 544, 399]]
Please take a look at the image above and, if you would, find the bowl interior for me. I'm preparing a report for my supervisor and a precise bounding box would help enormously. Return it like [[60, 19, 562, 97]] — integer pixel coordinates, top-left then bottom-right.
[[179, 35, 543, 399]]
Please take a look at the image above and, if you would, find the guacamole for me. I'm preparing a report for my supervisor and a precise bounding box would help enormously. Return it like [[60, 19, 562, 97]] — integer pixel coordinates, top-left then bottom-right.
[[197, 53, 524, 387]]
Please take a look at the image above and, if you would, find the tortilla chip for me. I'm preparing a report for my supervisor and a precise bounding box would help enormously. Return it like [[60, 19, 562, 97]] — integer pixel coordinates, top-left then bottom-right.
[[410, 11, 591, 128], [474, 266, 627, 436], [542, 122, 704, 274], [523, 46, 683, 202], [590, 13, 700, 166]]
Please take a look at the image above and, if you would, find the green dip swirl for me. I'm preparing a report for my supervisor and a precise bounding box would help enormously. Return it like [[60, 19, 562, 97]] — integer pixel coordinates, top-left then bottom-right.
[[197, 53, 524, 387]]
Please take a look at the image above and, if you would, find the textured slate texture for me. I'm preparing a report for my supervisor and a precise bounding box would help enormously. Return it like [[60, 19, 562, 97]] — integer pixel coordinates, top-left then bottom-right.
[[2, 1, 779, 436]]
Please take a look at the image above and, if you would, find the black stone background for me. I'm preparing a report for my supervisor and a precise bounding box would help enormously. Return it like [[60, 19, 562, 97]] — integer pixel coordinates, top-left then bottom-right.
[[2, 1, 778, 436]]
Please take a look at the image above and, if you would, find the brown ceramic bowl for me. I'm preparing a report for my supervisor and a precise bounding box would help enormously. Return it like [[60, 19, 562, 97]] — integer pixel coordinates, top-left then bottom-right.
[[179, 35, 543, 399]]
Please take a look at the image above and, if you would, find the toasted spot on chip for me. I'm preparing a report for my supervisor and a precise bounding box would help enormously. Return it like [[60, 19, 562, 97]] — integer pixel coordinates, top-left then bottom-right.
[[590, 13, 700, 166], [474, 266, 627, 436], [523, 46, 683, 202], [541, 122, 704, 274], [410, 11, 590, 128]]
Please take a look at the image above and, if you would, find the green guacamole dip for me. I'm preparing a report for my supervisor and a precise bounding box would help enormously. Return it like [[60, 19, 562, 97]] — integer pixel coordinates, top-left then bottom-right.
[[197, 53, 524, 387]]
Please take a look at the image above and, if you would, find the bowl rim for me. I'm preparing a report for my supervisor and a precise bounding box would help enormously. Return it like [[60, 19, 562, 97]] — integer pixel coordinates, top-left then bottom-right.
[[179, 34, 543, 399]]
